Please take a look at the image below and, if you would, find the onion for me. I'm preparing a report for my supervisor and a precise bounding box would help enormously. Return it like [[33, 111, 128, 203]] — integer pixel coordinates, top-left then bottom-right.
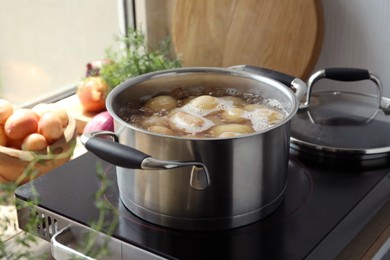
[[77, 76, 109, 112], [86, 59, 113, 77], [83, 111, 114, 133]]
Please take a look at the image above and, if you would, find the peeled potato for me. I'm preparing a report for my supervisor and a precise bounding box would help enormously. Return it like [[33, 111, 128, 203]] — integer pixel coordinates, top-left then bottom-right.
[[243, 104, 267, 111], [21, 133, 48, 151], [4, 109, 38, 140], [218, 132, 242, 138], [38, 112, 64, 144], [220, 96, 246, 106], [189, 95, 219, 110], [206, 115, 225, 125], [267, 110, 284, 124], [252, 108, 284, 124], [0, 99, 13, 124], [147, 125, 175, 135], [140, 115, 169, 128], [170, 111, 205, 127], [221, 108, 246, 123], [144, 95, 177, 113], [169, 111, 213, 134], [209, 124, 254, 137]]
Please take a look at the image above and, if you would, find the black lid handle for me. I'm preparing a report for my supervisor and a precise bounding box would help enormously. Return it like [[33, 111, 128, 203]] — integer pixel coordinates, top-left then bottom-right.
[[324, 68, 370, 81], [301, 68, 384, 110]]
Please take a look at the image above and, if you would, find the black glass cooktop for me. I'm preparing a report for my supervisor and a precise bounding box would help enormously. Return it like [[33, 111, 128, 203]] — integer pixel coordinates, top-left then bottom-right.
[[15, 152, 390, 259]]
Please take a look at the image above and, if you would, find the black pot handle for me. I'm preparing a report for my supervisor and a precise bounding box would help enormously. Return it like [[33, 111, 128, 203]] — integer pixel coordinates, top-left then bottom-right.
[[80, 131, 211, 189], [81, 131, 149, 169], [302, 67, 384, 110], [229, 65, 307, 100]]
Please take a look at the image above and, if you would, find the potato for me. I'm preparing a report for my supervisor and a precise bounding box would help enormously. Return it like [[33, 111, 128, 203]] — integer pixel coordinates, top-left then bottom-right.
[[250, 108, 284, 124], [221, 107, 246, 123], [47, 104, 69, 127], [209, 124, 254, 137], [189, 95, 219, 110], [7, 138, 23, 150], [4, 109, 38, 140], [206, 115, 225, 125], [218, 132, 242, 138], [31, 103, 49, 118], [32, 103, 69, 127], [243, 104, 267, 111], [169, 111, 214, 134], [0, 127, 7, 146], [144, 95, 177, 113], [21, 133, 48, 151], [140, 115, 169, 128], [266, 110, 284, 124], [170, 111, 205, 127], [0, 99, 13, 124], [220, 96, 246, 106], [147, 125, 175, 135], [38, 112, 64, 144]]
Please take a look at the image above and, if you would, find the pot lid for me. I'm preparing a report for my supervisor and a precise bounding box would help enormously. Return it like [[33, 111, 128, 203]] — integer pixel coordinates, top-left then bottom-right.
[[290, 68, 390, 159]]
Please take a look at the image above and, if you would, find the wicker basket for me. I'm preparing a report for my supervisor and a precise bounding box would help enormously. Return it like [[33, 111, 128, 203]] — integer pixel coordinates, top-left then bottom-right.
[[0, 116, 77, 184]]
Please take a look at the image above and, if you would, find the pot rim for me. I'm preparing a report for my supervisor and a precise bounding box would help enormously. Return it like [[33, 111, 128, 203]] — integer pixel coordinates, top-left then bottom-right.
[[106, 67, 299, 140]]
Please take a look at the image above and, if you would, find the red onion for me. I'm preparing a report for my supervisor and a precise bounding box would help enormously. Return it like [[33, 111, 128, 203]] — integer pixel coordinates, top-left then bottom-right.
[[83, 111, 114, 133]]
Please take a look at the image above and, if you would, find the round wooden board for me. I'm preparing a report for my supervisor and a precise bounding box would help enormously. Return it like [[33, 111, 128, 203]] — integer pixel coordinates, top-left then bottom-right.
[[172, 0, 323, 80]]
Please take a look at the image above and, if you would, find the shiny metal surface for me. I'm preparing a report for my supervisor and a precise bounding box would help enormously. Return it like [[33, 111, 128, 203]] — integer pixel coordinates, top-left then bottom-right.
[[292, 68, 390, 159], [115, 123, 290, 230], [16, 199, 165, 260], [105, 67, 299, 230], [301, 68, 387, 111]]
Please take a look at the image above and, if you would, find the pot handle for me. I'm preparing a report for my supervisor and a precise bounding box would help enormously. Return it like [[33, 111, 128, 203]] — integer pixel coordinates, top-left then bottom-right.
[[80, 131, 211, 189], [301, 67, 389, 112], [81, 131, 149, 169], [229, 65, 307, 100]]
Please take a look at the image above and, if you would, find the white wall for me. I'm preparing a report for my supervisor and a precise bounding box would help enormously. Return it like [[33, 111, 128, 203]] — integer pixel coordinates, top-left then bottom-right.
[[314, 0, 390, 96], [0, 0, 121, 106]]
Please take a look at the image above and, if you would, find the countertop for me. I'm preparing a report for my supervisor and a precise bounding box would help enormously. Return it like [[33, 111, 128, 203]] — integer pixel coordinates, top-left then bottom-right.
[[0, 137, 88, 259]]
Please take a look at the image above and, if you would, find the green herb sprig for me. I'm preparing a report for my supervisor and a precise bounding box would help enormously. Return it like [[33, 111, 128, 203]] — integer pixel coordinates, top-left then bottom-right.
[[100, 29, 181, 90]]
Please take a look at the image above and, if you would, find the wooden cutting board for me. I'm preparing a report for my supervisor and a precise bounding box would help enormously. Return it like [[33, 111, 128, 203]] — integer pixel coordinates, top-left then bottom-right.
[[172, 0, 323, 80]]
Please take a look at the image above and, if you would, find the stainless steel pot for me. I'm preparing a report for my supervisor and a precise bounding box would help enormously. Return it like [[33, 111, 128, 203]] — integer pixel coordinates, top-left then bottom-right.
[[81, 66, 306, 230]]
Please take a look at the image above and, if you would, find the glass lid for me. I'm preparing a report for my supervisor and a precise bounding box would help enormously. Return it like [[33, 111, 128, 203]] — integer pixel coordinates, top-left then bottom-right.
[[290, 68, 390, 159]]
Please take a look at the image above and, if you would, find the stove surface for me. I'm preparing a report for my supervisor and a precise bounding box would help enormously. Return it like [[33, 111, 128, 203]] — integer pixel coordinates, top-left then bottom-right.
[[15, 152, 390, 259]]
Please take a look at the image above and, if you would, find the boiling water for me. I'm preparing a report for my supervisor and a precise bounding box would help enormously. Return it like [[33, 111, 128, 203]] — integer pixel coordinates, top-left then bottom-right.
[[118, 88, 288, 138]]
